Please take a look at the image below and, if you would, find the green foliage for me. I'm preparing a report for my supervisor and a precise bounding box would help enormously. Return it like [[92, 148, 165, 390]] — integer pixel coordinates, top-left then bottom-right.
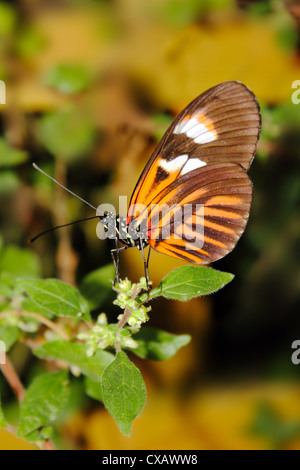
[[0, 253, 234, 442], [0, 171, 19, 194], [114, 278, 151, 327], [276, 23, 298, 52], [21, 296, 56, 320], [77, 313, 139, 355], [17, 371, 70, 441], [247, 0, 272, 16], [131, 327, 191, 360], [0, 3, 16, 37], [0, 396, 6, 429], [151, 114, 173, 141], [18, 278, 91, 322], [0, 246, 41, 320], [16, 27, 46, 59], [0, 139, 28, 167], [35, 106, 96, 162], [0, 138, 24, 192], [84, 376, 104, 402], [0, 325, 19, 350], [79, 264, 115, 310], [157, 0, 234, 27], [101, 351, 146, 436], [249, 403, 300, 449], [43, 64, 94, 94], [148, 265, 234, 301], [34, 341, 114, 382], [0, 246, 41, 279]]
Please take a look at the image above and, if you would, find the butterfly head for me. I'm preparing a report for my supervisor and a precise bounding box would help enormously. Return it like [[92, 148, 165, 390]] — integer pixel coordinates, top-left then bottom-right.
[[100, 211, 149, 250]]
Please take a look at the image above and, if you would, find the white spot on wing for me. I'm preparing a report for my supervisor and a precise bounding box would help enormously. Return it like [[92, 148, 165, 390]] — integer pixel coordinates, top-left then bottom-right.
[[180, 158, 206, 175], [160, 154, 188, 173], [194, 131, 216, 144], [173, 121, 185, 134], [173, 115, 217, 144], [181, 117, 199, 134]]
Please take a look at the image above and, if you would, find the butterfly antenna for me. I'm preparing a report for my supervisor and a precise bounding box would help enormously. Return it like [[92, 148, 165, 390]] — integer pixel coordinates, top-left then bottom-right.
[[32, 163, 100, 213], [29, 163, 104, 244], [28, 216, 100, 244]]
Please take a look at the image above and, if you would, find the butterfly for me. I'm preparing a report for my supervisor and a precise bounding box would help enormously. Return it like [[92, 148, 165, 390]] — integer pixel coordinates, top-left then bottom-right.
[[31, 81, 261, 288], [104, 81, 261, 284]]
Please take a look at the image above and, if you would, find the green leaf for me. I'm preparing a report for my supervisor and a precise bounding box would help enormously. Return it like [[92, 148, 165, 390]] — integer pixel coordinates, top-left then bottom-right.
[[18, 278, 91, 322], [0, 325, 19, 350], [0, 272, 16, 296], [43, 64, 93, 94], [17, 371, 70, 438], [276, 22, 298, 53], [34, 341, 114, 382], [0, 246, 40, 279], [102, 351, 146, 436], [24, 430, 43, 443], [148, 266, 234, 301], [79, 264, 115, 310], [249, 403, 300, 449], [0, 171, 19, 194], [84, 376, 103, 402], [40, 426, 53, 440], [0, 3, 16, 37], [0, 411, 5, 429], [16, 27, 46, 59], [158, 0, 230, 28], [21, 296, 55, 320], [0, 138, 28, 167], [0, 392, 6, 429], [151, 114, 173, 141], [36, 106, 96, 161], [131, 327, 191, 360]]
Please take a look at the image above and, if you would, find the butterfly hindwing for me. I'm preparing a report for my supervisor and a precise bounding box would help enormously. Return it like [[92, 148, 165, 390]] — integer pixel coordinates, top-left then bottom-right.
[[146, 163, 253, 263]]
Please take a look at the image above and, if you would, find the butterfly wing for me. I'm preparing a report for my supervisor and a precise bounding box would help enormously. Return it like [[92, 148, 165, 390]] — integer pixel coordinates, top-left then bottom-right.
[[127, 81, 260, 263], [128, 80, 260, 221]]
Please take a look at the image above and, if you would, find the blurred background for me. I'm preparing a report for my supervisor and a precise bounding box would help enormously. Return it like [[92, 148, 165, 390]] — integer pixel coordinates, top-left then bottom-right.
[[0, 0, 300, 450]]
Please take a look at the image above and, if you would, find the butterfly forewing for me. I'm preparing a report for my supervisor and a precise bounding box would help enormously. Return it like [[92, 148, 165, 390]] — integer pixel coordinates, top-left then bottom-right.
[[128, 81, 260, 213], [127, 81, 260, 264]]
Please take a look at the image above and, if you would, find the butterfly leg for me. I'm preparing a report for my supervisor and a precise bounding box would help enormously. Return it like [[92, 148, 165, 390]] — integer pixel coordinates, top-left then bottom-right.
[[111, 239, 127, 285], [110, 245, 119, 286], [139, 237, 151, 292]]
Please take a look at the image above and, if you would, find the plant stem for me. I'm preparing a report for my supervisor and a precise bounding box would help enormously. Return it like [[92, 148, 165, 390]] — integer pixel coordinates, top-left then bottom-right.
[[43, 439, 56, 451], [22, 311, 70, 341], [0, 357, 25, 402], [0, 310, 70, 341], [117, 305, 132, 330]]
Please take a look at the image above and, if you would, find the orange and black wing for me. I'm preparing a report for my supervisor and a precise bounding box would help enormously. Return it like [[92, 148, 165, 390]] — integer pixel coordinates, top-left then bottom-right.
[[146, 163, 252, 263], [127, 81, 261, 263], [128, 81, 260, 216]]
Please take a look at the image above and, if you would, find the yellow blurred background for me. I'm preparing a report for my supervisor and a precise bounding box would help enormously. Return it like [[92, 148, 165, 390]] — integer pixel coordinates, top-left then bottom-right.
[[1, 0, 300, 450]]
